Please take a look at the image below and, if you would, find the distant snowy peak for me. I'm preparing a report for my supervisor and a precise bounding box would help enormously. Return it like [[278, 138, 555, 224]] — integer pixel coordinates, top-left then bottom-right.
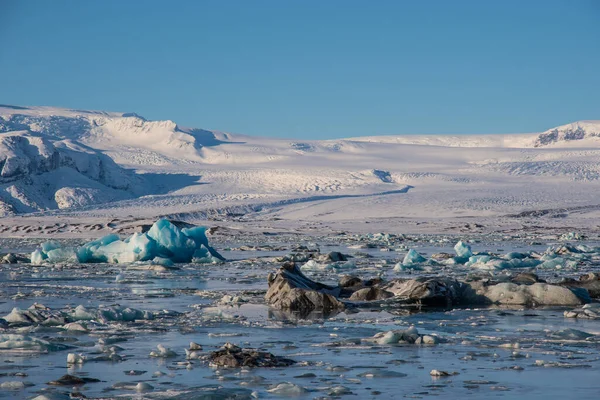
[[534, 121, 600, 147]]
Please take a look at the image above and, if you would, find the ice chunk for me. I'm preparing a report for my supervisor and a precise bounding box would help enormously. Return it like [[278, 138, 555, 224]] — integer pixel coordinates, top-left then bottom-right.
[[98, 305, 152, 322], [46, 247, 77, 263], [31, 242, 77, 265], [36, 219, 224, 265], [70, 305, 96, 320], [149, 344, 177, 358], [67, 353, 86, 364], [147, 219, 197, 262], [128, 232, 157, 261], [0, 334, 68, 352], [76, 234, 120, 262], [41, 241, 61, 253], [559, 232, 584, 241], [402, 249, 426, 265], [191, 244, 224, 264], [267, 382, 307, 395], [1, 381, 33, 390], [183, 226, 225, 261], [30, 249, 46, 265], [454, 241, 473, 258], [151, 257, 174, 267]]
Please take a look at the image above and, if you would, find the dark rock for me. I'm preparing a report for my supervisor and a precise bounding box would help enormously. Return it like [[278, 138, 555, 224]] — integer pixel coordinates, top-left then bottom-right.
[[349, 287, 394, 301], [207, 343, 295, 368], [510, 272, 543, 285], [339, 275, 362, 288], [265, 262, 344, 313], [383, 277, 473, 307], [47, 374, 101, 386], [266, 263, 589, 314], [324, 251, 347, 262]]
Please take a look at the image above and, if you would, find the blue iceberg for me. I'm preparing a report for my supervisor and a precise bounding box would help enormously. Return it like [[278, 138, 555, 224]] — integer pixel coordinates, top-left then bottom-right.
[[31, 219, 225, 265]]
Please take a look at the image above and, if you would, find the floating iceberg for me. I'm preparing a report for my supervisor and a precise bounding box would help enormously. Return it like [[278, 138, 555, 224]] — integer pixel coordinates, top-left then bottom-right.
[[454, 241, 473, 258], [31, 219, 225, 265]]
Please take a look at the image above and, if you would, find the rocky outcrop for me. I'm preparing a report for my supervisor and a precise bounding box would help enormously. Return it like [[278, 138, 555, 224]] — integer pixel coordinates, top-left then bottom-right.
[[207, 343, 295, 368], [470, 281, 587, 306], [265, 263, 591, 314], [265, 262, 343, 313], [382, 277, 475, 307]]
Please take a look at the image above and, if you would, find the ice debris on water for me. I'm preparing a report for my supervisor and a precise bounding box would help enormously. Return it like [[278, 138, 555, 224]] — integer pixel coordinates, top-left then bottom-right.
[[564, 303, 600, 319], [559, 232, 585, 241], [267, 382, 307, 395], [1, 303, 154, 328], [149, 344, 177, 358], [30, 219, 224, 265], [0, 334, 69, 352], [362, 326, 440, 345]]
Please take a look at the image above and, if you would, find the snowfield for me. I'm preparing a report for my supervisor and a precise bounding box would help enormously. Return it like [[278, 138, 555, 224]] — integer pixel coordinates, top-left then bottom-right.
[[1, 104, 600, 235]]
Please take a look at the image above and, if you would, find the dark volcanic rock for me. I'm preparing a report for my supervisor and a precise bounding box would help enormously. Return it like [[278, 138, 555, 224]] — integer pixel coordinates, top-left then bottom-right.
[[265, 262, 344, 312], [349, 287, 394, 301], [323, 251, 347, 262], [48, 374, 101, 385], [382, 277, 473, 307], [208, 343, 295, 368], [511, 272, 543, 285], [265, 262, 590, 314]]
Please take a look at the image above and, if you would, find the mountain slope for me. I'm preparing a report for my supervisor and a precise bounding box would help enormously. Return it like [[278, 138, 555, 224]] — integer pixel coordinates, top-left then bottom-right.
[[1, 104, 600, 222]]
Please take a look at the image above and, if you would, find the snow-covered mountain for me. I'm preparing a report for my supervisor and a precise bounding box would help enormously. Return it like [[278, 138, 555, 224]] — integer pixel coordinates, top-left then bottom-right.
[[1, 104, 600, 223], [534, 121, 600, 147], [0, 130, 142, 215]]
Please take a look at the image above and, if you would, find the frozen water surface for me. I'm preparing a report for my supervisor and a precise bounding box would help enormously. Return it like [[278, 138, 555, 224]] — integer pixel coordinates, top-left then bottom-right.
[[1, 233, 600, 399]]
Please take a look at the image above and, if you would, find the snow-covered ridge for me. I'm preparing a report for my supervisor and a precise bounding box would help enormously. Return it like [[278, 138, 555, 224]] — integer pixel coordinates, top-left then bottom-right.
[[534, 121, 600, 147], [0, 130, 141, 215], [2, 104, 600, 221]]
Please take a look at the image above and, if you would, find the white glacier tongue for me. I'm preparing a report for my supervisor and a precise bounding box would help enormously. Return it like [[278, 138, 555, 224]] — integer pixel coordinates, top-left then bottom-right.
[[30, 219, 224, 265]]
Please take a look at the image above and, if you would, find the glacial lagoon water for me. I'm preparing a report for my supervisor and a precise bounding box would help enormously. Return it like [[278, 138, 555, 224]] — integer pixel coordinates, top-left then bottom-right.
[[1, 234, 599, 399]]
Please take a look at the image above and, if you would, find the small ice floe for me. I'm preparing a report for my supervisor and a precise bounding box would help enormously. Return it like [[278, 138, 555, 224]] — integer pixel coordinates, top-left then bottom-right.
[[0, 334, 69, 352], [363, 326, 440, 345], [267, 382, 307, 396], [67, 353, 86, 364], [149, 344, 177, 358], [185, 342, 203, 360], [31, 394, 71, 400], [0, 380, 34, 390], [357, 369, 407, 378], [559, 232, 585, 241], [547, 328, 595, 341], [328, 385, 353, 396], [454, 240, 473, 258], [430, 369, 458, 377], [564, 303, 600, 319], [299, 259, 332, 272], [62, 322, 89, 332], [112, 381, 154, 392], [218, 294, 248, 305]]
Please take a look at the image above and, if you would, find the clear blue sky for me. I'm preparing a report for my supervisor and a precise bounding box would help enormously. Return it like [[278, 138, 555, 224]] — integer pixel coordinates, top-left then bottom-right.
[[1, 0, 599, 139]]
